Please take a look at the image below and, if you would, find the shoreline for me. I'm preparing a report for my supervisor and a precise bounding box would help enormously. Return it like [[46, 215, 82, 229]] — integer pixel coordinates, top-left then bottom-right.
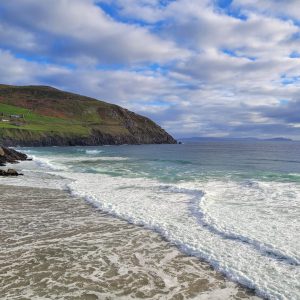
[[0, 183, 260, 299]]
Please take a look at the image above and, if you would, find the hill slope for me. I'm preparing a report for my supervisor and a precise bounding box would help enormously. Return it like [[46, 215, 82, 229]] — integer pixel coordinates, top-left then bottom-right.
[[0, 84, 176, 146]]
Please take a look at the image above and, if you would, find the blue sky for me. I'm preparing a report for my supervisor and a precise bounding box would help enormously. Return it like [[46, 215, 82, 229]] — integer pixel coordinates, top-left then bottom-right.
[[0, 0, 300, 138]]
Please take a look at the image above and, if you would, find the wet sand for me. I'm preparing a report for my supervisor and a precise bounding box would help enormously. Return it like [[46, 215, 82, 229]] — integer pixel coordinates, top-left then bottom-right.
[[0, 185, 260, 299]]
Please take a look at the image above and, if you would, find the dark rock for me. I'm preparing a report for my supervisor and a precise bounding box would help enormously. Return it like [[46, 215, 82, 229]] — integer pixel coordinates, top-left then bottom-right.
[[6, 169, 19, 176], [0, 146, 28, 166], [0, 130, 177, 147], [0, 168, 23, 176]]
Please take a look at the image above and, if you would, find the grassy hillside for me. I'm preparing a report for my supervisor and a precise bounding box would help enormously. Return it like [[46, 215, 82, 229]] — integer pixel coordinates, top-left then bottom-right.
[[0, 84, 176, 146], [0, 103, 89, 135]]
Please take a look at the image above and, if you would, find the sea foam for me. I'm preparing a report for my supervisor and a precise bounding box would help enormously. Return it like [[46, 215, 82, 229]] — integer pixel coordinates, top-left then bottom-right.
[[60, 172, 299, 300], [6, 145, 300, 300]]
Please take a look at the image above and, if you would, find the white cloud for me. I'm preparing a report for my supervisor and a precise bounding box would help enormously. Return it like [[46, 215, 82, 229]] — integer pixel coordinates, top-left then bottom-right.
[[1, 0, 300, 138], [0, 0, 186, 65], [232, 0, 300, 21], [0, 50, 68, 85]]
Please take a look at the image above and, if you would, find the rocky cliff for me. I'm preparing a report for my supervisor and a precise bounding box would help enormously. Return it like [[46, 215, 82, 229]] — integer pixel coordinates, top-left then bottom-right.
[[0, 85, 176, 146]]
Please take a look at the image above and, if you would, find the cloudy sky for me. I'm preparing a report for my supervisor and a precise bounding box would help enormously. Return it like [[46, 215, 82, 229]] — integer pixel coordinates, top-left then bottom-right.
[[0, 0, 299, 138]]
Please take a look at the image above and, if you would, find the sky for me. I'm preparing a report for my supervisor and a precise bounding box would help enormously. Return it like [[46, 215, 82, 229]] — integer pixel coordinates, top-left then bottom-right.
[[0, 0, 300, 139]]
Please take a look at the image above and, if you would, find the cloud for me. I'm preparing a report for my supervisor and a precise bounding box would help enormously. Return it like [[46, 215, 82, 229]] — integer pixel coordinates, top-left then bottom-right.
[[260, 100, 300, 124], [0, 49, 179, 113], [0, 0, 186, 65], [0, 50, 69, 85], [0, 0, 300, 139], [232, 0, 300, 21]]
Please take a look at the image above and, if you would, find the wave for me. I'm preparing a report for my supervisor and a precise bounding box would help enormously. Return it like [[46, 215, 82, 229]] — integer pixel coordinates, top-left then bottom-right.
[[32, 155, 128, 167], [61, 173, 299, 300], [11, 148, 299, 300], [159, 182, 300, 266], [30, 155, 67, 171], [189, 194, 300, 266], [149, 158, 193, 165], [73, 156, 128, 162], [93, 156, 128, 161], [85, 149, 103, 155], [65, 177, 263, 298]]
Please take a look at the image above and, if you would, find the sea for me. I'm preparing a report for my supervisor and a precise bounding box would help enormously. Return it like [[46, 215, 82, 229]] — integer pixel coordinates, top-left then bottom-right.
[[2, 141, 300, 299]]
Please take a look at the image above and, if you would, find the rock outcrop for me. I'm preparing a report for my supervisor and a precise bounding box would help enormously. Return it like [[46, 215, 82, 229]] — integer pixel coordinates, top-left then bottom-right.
[[0, 168, 23, 176], [0, 146, 28, 166]]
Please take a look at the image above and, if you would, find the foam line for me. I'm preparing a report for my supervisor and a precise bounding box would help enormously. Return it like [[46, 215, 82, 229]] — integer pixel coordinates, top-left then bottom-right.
[[189, 195, 300, 266]]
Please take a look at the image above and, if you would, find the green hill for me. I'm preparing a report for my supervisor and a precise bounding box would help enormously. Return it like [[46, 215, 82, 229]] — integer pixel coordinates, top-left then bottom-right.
[[0, 84, 176, 146]]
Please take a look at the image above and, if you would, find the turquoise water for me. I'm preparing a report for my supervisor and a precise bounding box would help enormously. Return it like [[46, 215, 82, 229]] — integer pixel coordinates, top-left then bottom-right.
[[22, 141, 300, 181], [16, 141, 300, 300]]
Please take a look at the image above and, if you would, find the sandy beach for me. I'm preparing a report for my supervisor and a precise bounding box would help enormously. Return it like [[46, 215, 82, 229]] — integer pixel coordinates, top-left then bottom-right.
[[0, 184, 260, 300]]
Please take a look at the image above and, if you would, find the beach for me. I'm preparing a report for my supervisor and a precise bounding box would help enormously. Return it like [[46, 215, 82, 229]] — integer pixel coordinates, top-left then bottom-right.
[[0, 184, 259, 299], [1, 141, 299, 299], [2, 0, 299, 298]]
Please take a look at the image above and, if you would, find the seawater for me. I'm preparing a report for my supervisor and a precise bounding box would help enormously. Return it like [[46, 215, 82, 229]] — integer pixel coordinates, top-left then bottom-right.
[[8, 141, 300, 300]]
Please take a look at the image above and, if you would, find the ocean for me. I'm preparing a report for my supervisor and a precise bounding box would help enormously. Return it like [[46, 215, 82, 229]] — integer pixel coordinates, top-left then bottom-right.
[[2, 141, 300, 299]]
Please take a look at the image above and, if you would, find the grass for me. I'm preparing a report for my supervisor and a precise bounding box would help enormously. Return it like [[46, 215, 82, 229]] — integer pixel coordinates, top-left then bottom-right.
[[0, 103, 90, 136], [0, 84, 165, 145]]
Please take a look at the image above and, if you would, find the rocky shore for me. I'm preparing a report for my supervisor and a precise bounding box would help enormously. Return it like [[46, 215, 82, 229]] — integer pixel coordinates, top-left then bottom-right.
[[0, 146, 28, 176], [1, 130, 177, 147]]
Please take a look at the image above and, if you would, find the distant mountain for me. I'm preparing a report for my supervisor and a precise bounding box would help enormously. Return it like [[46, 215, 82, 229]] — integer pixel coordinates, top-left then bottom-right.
[[264, 137, 293, 142], [0, 84, 176, 146], [179, 137, 294, 143]]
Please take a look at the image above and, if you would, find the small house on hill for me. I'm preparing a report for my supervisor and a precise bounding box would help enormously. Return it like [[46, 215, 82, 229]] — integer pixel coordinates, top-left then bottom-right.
[[10, 114, 24, 119]]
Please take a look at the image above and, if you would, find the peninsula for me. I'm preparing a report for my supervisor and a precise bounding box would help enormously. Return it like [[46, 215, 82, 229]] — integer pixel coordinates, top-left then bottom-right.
[[0, 84, 176, 146]]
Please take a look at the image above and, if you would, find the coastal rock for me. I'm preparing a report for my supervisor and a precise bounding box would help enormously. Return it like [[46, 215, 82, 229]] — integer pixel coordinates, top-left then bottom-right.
[[0, 146, 28, 166], [0, 168, 23, 176]]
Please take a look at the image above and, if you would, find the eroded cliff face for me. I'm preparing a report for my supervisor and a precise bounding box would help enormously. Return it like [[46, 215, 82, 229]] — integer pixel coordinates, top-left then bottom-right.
[[0, 129, 176, 147], [0, 84, 177, 146]]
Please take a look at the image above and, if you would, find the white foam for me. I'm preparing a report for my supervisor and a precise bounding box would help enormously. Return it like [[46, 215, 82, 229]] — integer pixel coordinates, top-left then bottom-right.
[[85, 149, 103, 155], [94, 156, 128, 161], [3, 150, 299, 300], [27, 154, 128, 171], [288, 173, 300, 178], [195, 180, 300, 266], [57, 172, 300, 300], [30, 155, 67, 171], [0, 169, 68, 190], [0, 159, 70, 190]]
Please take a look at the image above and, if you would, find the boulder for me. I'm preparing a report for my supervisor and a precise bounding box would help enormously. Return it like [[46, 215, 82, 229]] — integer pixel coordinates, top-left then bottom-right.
[[0, 168, 23, 176], [7, 169, 19, 176], [0, 146, 28, 166]]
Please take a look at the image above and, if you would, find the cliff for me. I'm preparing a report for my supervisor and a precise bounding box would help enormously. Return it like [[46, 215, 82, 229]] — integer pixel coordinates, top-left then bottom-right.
[[0, 84, 176, 146]]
